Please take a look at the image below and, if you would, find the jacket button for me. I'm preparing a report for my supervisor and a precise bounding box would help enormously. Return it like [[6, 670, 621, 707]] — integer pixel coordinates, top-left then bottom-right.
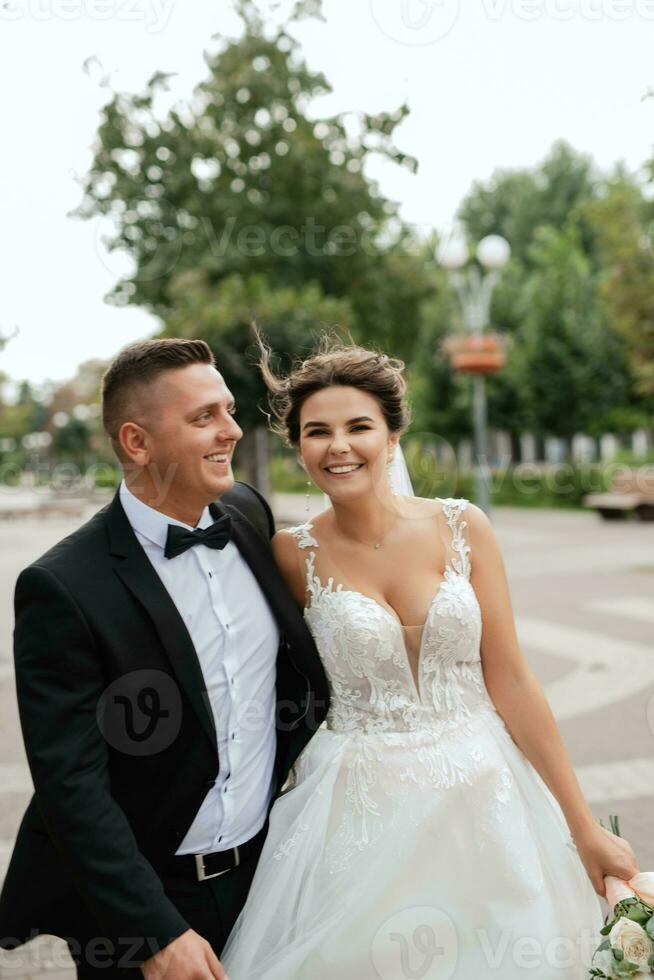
[[169, 828, 181, 841]]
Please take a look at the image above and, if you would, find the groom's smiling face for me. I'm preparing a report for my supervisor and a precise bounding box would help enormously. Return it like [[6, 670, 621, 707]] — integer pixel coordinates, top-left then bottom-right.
[[123, 362, 242, 515]]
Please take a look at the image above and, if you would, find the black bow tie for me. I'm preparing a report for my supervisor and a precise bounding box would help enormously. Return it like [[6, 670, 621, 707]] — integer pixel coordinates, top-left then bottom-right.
[[164, 513, 232, 560]]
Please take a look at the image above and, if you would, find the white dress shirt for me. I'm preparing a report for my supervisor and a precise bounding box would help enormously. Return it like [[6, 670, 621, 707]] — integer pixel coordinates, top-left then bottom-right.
[[119, 480, 280, 854]]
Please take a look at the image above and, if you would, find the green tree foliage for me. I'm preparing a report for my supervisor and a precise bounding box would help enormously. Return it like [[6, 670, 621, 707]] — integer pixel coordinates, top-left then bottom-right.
[[0, 326, 19, 354], [458, 140, 599, 266], [509, 225, 633, 438], [74, 0, 431, 365], [407, 268, 474, 443], [73, 0, 436, 485], [583, 176, 654, 403], [0, 381, 47, 443], [51, 417, 93, 463], [438, 142, 650, 445]]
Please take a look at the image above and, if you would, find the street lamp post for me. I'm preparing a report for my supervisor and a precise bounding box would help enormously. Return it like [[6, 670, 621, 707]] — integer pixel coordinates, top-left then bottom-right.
[[437, 234, 511, 517]]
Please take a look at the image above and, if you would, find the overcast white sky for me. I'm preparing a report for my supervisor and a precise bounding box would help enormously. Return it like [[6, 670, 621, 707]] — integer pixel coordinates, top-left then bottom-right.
[[1, 0, 652, 387]]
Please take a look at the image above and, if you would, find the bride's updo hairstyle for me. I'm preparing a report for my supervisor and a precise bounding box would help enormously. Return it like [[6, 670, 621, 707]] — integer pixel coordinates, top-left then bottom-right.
[[256, 329, 411, 447]]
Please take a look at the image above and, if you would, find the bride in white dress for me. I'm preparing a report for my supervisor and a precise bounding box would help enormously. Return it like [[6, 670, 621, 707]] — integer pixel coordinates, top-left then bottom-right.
[[221, 339, 639, 979]]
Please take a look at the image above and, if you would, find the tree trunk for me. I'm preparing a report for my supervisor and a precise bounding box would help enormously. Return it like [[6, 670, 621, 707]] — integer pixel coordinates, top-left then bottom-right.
[[510, 431, 521, 464]]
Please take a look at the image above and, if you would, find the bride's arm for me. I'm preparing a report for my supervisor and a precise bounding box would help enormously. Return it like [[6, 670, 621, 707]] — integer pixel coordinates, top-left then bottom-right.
[[466, 503, 639, 896]]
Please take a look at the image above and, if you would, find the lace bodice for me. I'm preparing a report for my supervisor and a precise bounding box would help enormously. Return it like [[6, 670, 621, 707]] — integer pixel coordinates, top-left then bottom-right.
[[287, 498, 492, 737]]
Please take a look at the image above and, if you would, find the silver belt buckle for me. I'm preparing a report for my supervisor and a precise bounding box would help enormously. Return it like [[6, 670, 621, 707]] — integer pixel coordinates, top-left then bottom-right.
[[194, 845, 240, 882]]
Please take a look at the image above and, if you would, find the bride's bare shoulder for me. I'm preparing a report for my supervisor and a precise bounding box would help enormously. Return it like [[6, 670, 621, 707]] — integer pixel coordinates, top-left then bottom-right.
[[271, 526, 299, 559], [394, 495, 444, 520]]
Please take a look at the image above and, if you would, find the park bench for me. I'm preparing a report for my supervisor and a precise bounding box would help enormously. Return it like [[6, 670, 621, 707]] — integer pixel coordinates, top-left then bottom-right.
[[583, 466, 654, 521]]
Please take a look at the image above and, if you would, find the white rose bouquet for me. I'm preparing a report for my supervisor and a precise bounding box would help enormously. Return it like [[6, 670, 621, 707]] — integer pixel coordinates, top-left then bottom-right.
[[590, 816, 654, 978]]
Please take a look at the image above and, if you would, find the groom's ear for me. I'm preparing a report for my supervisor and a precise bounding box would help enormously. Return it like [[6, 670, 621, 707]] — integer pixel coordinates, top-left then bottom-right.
[[119, 421, 151, 466]]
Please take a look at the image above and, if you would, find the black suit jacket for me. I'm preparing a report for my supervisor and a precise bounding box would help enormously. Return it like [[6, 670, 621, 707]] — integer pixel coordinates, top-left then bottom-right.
[[0, 483, 329, 959]]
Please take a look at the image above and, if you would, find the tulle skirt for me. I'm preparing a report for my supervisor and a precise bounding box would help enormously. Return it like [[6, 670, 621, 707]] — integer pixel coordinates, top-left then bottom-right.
[[221, 709, 604, 979]]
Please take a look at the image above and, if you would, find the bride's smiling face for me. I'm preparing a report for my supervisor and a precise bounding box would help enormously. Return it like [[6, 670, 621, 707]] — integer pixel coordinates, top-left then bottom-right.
[[298, 385, 399, 499]]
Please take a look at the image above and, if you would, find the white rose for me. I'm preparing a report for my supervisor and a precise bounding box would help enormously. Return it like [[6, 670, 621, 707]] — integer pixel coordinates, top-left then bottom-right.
[[608, 916, 654, 971]]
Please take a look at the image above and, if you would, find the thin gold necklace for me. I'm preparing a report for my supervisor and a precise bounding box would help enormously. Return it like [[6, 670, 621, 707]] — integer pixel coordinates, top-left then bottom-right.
[[342, 514, 399, 550]]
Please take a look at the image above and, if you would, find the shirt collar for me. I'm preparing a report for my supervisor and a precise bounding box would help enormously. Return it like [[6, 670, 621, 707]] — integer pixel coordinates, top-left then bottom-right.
[[119, 479, 214, 551]]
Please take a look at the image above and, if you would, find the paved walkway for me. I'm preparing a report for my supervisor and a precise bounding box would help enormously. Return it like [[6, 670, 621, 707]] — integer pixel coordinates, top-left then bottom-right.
[[1, 499, 653, 978]]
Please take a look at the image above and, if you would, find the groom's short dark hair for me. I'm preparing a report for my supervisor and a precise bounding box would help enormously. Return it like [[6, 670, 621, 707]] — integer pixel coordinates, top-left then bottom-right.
[[102, 337, 215, 455]]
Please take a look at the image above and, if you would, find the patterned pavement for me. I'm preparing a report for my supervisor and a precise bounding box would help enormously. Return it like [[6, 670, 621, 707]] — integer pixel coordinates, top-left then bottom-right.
[[0, 498, 652, 978]]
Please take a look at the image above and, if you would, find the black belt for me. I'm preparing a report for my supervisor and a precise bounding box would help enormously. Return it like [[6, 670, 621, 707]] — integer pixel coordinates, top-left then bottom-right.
[[170, 823, 268, 882]]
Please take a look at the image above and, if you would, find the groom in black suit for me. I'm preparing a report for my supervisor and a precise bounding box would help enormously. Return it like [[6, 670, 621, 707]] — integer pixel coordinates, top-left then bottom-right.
[[0, 338, 329, 978]]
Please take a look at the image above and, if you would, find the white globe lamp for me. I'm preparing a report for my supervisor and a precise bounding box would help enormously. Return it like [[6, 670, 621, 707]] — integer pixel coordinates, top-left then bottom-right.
[[436, 237, 468, 270], [476, 234, 510, 270]]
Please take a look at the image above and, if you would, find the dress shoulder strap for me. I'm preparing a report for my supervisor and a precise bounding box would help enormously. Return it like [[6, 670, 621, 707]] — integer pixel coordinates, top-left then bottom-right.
[[283, 521, 320, 601], [284, 521, 318, 550], [439, 498, 471, 579]]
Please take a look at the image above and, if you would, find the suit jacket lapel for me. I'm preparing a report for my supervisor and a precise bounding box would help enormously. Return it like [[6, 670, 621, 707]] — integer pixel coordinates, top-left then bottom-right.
[[216, 501, 325, 691], [105, 492, 217, 751]]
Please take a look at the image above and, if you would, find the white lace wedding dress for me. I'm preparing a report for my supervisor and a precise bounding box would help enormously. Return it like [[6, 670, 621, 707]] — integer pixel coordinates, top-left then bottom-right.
[[221, 498, 603, 978]]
